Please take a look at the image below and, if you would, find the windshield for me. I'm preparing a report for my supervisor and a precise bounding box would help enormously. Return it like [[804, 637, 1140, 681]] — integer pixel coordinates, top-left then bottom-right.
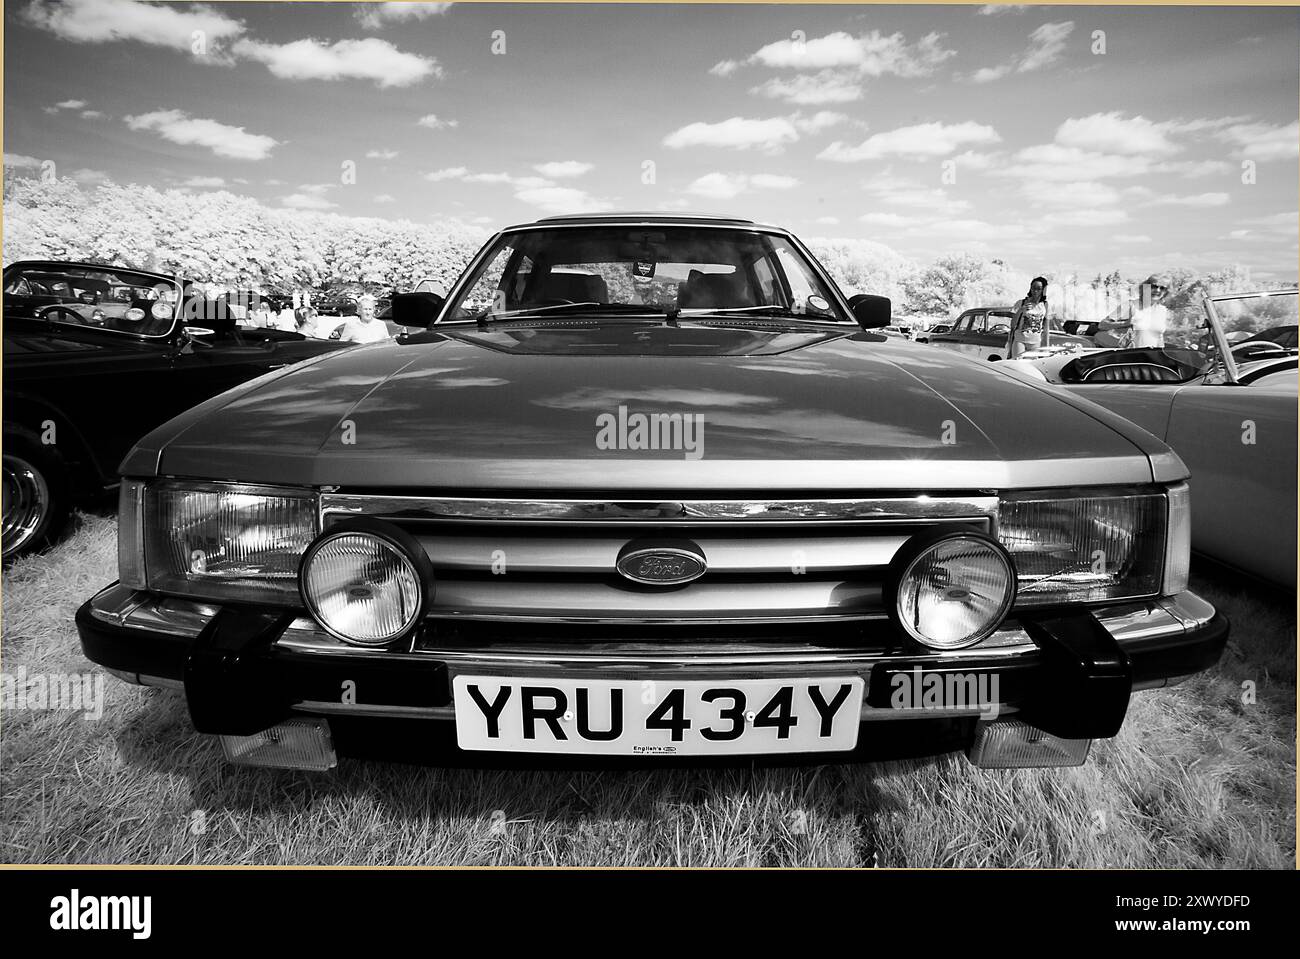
[[443, 226, 850, 323], [1205, 290, 1299, 380], [3, 264, 179, 336]]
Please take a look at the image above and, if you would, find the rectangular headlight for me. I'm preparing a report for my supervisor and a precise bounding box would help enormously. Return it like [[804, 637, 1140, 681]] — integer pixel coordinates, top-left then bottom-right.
[[143, 482, 319, 604], [998, 491, 1167, 606]]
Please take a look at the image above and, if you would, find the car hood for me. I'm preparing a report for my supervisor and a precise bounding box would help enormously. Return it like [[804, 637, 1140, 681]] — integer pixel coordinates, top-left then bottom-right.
[[124, 322, 1181, 491]]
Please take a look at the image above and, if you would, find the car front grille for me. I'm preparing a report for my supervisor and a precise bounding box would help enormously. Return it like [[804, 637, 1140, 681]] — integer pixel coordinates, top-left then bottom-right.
[[318, 494, 999, 626]]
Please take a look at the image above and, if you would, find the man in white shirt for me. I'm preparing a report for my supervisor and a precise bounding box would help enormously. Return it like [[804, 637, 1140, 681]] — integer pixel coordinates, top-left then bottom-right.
[[330, 295, 390, 344]]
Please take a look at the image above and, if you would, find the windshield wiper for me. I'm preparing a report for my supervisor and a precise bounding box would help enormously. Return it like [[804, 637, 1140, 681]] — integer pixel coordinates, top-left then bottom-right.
[[678, 305, 843, 322], [472, 302, 666, 328]]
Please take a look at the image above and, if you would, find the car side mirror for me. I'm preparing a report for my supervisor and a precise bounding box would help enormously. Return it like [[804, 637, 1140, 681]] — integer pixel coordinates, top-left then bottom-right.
[[391, 291, 445, 328], [849, 294, 891, 329]]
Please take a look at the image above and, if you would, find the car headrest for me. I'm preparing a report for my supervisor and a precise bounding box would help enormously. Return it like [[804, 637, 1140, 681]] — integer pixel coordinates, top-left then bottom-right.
[[539, 272, 608, 303], [677, 270, 745, 309]]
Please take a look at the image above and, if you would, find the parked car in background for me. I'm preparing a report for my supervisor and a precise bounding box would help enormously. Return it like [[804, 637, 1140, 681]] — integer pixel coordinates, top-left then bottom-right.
[[928, 306, 1092, 361], [1000, 290, 1297, 587], [2, 260, 350, 560], [78, 213, 1225, 773], [1231, 323, 1297, 363], [912, 323, 951, 344]]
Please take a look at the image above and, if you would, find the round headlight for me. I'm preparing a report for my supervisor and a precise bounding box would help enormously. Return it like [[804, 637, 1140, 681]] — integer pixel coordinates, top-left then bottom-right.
[[300, 519, 433, 647], [889, 532, 1016, 650], [151, 301, 173, 320]]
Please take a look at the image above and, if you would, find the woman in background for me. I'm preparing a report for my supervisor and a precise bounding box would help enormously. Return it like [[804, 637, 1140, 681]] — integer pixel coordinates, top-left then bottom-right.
[[1007, 276, 1050, 359]]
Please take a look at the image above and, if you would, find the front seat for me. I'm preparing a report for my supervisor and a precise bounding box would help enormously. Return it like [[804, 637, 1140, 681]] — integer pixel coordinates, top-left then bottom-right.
[[538, 272, 608, 303], [1082, 363, 1183, 382], [677, 270, 746, 309]]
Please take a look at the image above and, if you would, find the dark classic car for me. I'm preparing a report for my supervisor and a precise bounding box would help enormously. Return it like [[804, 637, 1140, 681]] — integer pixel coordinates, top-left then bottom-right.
[[928, 306, 1093, 361], [77, 215, 1227, 771], [2, 260, 349, 559]]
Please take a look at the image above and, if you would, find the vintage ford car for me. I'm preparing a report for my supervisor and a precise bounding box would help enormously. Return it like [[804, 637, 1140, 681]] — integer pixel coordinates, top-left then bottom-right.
[[999, 289, 1298, 587], [2, 261, 349, 560], [77, 214, 1228, 771]]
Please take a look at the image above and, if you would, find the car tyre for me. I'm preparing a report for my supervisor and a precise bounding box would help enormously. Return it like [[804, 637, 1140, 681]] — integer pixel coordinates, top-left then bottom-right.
[[2, 426, 71, 562]]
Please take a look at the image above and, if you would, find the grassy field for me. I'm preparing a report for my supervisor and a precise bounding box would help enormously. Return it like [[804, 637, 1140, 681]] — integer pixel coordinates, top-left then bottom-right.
[[1, 511, 1294, 867]]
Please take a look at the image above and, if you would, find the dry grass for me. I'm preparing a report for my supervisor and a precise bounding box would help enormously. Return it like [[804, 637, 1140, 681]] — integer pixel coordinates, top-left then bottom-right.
[[1, 512, 1294, 867]]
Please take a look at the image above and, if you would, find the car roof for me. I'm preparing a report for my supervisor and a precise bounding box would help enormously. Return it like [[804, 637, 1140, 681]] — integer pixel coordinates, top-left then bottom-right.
[[4, 259, 180, 283], [501, 212, 788, 232]]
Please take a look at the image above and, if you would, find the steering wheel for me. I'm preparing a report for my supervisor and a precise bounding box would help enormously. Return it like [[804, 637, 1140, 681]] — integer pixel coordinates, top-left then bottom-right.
[[36, 305, 92, 326]]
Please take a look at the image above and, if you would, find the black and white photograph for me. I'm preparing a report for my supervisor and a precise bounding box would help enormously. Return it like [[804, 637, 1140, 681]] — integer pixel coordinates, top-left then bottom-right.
[[1, 0, 1296, 897]]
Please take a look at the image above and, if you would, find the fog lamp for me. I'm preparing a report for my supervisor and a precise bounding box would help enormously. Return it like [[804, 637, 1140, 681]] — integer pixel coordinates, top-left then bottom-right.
[[300, 518, 432, 647], [889, 530, 1016, 650]]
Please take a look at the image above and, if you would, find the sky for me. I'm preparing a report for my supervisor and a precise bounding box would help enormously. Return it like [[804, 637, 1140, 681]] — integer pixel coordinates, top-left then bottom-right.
[[3, 1, 1299, 278]]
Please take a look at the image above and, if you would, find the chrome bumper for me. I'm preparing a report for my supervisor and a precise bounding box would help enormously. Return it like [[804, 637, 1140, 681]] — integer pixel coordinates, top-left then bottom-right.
[[81, 584, 1222, 724]]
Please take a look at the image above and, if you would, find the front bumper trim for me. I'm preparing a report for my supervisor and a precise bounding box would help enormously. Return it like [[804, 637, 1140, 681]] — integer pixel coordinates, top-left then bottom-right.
[[79, 584, 1227, 739]]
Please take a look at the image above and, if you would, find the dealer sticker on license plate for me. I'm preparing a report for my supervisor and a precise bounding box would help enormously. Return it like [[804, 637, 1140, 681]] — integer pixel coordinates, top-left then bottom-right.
[[452, 676, 864, 756]]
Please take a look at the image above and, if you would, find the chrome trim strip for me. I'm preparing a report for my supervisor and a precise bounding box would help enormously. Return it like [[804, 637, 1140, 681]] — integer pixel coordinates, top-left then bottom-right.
[[320, 494, 1000, 525]]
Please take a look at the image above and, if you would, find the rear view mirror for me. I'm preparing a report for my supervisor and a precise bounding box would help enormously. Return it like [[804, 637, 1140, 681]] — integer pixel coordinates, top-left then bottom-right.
[[391, 291, 445, 328], [849, 294, 891, 329]]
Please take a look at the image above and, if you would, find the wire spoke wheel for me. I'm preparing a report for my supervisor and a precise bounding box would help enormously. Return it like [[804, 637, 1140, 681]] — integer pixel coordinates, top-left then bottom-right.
[[2, 453, 51, 559]]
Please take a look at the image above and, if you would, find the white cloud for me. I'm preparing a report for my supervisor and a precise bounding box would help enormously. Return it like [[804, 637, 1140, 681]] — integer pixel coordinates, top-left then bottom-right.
[[859, 212, 911, 227], [1146, 192, 1231, 207], [280, 192, 337, 210], [354, 2, 453, 30], [978, 4, 1034, 14], [417, 114, 458, 129], [55, 99, 87, 109], [180, 175, 226, 188], [22, 0, 246, 53], [820, 121, 1001, 161], [366, 149, 399, 160], [749, 71, 863, 105], [424, 167, 468, 181], [814, 216, 840, 225], [71, 168, 110, 184], [1214, 120, 1300, 161], [1113, 234, 1153, 243], [124, 109, 279, 160], [1019, 22, 1075, 73], [709, 60, 740, 77], [80, 110, 105, 119], [792, 111, 850, 134], [533, 160, 594, 178], [1047, 209, 1130, 227], [996, 142, 1232, 182], [234, 37, 438, 87], [373, 193, 397, 203], [965, 21, 1074, 82], [663, 116, 800, 154], [685, 172, 799, 199], [741, 30, 955, 77], [1055, 112, 1182, 156], [3, 153, 44, 168], [514, 185, 612, 214]]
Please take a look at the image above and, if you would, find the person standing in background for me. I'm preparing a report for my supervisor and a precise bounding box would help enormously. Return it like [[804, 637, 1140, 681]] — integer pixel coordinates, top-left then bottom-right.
[[331, 294, 390, 344], [1096, 274, 1171, 348], [1007, 276, 1050, 359]]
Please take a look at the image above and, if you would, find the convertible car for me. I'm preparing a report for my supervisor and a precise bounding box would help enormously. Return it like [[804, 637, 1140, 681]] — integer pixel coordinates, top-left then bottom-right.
[[76, 214, 1226, 772], [927, 306, 1092, 361], [2, 260, 350, 560], [1000, 289, 1298, 587]]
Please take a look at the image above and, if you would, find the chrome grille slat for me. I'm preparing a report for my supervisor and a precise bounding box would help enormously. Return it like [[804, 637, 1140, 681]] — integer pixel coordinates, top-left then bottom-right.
[[319, 495, 998, 624]]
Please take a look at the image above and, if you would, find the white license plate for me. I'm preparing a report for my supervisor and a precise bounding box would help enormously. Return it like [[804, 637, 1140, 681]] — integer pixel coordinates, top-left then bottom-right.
[[452, 676, 864, 756]]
